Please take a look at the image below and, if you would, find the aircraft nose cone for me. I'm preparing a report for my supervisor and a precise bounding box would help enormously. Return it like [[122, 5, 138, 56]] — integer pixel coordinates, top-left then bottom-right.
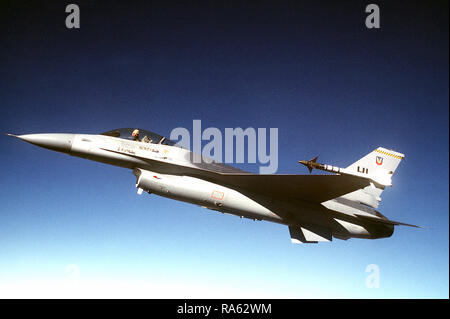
[[16, 133, 75, 153]]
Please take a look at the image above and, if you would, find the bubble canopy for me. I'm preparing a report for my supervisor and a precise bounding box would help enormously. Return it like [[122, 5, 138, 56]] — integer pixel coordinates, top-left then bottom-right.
[[100, 128, 177, 146]]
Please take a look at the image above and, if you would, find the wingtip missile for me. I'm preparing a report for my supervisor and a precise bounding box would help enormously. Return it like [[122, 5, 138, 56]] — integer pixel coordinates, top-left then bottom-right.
[[299, 156, 346, 175], [298, 155, 393, 187], [298, 156, 319, 173], [298, 160, 312, 173]]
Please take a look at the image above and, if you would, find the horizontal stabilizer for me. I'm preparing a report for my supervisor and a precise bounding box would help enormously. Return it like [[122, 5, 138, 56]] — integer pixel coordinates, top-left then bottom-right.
[[289, 225, 332, 244], [355, 214, 422, 228]]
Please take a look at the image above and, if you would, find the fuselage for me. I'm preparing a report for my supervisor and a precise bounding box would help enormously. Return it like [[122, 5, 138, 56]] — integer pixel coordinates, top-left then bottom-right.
[[10, 129, 395, 241]]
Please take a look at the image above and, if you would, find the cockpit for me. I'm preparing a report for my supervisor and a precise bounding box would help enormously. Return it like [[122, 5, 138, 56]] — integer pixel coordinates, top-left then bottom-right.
[[100, 128, 177, 146]]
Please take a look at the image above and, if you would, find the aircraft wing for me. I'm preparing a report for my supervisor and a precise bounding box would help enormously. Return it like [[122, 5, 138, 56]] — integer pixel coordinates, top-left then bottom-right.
[[211, 174, 370, 203], [100, 148, 369, 203]]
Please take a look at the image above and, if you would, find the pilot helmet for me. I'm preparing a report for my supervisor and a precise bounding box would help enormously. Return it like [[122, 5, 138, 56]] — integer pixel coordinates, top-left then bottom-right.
[[132, 129, 140, 138]]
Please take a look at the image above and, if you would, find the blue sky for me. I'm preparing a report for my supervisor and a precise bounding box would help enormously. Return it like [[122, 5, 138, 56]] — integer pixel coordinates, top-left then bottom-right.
[[0, 1, 448, 298]]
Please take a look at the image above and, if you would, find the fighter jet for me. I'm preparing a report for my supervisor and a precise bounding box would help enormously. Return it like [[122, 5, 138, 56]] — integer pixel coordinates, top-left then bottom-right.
[[7, 128, 420, 243]]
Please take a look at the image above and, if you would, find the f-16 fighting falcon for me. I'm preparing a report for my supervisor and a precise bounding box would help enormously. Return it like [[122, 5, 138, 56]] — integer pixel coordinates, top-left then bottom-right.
[[7, 128, 420, 243]]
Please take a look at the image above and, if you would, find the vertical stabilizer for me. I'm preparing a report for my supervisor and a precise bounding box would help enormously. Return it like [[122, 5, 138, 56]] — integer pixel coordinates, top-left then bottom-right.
[[338, 147, 405, 208], [346, 147, 405, 177]]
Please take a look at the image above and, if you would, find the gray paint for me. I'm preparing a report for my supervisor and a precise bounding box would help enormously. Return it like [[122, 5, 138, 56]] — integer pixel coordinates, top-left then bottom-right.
[[7, 129, 420, 244]]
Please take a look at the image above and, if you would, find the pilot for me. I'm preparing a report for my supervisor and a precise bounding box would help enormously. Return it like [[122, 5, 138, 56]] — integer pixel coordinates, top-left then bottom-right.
[[132, 129, 140, 141]]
